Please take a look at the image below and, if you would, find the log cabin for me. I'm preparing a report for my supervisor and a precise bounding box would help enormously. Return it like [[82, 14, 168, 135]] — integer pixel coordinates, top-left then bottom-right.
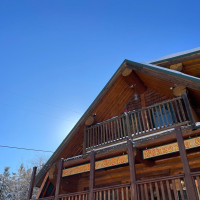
[[28, 48, 200, 200]]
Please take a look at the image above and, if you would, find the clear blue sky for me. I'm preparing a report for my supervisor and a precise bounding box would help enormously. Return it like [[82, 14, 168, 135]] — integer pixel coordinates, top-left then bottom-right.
[[0, 0, 200, 173]]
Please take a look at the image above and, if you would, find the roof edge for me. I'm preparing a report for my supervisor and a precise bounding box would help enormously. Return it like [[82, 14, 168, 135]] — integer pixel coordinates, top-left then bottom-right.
[[125, 59, 200, 83], [149, 47, 200, 65]]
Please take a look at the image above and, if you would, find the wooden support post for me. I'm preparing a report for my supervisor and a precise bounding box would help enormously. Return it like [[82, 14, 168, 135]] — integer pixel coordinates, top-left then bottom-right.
[[175, 127, 198, 200], [127, 140, 138, 200], [27, 166, 37, 200], [89, 151, 95, 200], [55, 159, 64, 200], [182, 93, 196, 130]]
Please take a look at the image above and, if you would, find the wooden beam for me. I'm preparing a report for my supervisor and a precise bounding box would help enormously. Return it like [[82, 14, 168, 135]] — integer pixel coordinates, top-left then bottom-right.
[[89, 151, 95, 200], [170, 63, 183, 71], [172, 85, 186, 96], [27, 166, 37, 200], [85, 116, 95, 126], [55, 159, 64, 200], [122, 68, 132, 77], [175, 126, 198, 200], [36, 172, 49, 199], [127, 140, 138, 200]]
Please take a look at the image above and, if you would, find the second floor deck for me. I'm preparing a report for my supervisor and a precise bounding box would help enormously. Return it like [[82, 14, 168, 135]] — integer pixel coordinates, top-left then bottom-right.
[[84, 94, 195, 152]]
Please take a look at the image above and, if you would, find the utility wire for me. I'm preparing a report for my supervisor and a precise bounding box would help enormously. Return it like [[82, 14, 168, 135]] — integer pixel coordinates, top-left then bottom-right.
[[0, 145, 53, 153]]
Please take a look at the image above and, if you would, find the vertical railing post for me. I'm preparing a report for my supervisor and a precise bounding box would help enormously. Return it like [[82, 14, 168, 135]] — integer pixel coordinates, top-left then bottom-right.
[[182, 93, 196, 130], [89, 151, 95, 200], [83, 127, 87, 156], [175, 126, 198, 200], [27, 166, 37, 200], [125, 112, 132, 139], [55, 158, 64, 200], [127, 140, 138, 200]]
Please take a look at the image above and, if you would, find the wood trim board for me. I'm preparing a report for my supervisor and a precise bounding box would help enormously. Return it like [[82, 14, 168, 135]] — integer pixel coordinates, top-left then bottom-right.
[[62, 154, 128, 177], [143, 136, 200, 159]]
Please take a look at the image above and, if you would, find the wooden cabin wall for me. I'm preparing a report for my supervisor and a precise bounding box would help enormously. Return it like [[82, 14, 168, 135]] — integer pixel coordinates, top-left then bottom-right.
[[126, 89, 170, 111]]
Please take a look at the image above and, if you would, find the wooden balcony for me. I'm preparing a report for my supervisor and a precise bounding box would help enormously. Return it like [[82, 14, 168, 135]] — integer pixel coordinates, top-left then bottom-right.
[[37, 171, 200, 200], [84, 95, 195, 152]]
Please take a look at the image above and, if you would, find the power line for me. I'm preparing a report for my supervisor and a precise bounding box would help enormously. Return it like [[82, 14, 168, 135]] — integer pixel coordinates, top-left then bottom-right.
[[0, 145, 53, 153]]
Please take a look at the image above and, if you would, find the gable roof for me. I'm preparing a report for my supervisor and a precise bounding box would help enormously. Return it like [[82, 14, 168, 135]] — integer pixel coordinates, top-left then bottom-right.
[[35, 48, 200, 187]]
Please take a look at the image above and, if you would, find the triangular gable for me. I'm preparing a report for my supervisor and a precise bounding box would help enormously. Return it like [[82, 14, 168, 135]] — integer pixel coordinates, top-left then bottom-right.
[[35, 50, 200, 187]]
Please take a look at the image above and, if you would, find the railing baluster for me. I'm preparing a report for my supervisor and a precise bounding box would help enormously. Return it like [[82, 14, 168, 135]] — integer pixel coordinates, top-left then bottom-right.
[[134, 112, 139, 135], [155, 106, 162, 128], [144, 110, 150, 132], [116, 119, 120, 140], [102, 124, 105, 145], [177, 179, 185, 200], [116, 188, 119, 200], [149, 182, 154, 200], [111, 121, 114, 141], [160, 181, 166, 200], [162, 104, 169, 127], [137, 112, 143, 134], [141, 110, 146, 133], [105, 123, 108, 143], [175, 100, 182, 123], [113, 120, 116, 141], [178, 99, 187, 122], [166, 180, 172, 200], [104, 190, 106, 200], [141, 184, 145, 200], [112, 189, 115, 200], [130, 114, 135, 136], [99, 191, 102, 200], [151, 107, 157, 130], [121, 187, 124, 200], [159, 105, 165, 128], [155, 182, 160, 200], [125, 186, 129, 200], [147, 109, 153, 131], [144, 183, 148, 199], [119, 118, 123, 139], [108, 189, 110, 200], [172, 179, 178, 200], [166, 102, 174, 125], [170, 102, 178, 124], [122, 115, 127, 138]]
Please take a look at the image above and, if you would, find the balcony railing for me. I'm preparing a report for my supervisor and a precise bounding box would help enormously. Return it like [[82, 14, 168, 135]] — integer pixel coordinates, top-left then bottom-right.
[[38, 172, 200, 200], [84, 96, 193, 151], [136, 174, 187, 200]]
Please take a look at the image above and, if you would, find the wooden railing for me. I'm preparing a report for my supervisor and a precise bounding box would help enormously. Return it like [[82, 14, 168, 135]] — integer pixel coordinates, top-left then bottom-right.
[[58, 190, 89, 200], [85, 96, 192, 151], [136, 174, 188, 200], [93, 183, 131, 200], [37, 172, 200, 200]]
